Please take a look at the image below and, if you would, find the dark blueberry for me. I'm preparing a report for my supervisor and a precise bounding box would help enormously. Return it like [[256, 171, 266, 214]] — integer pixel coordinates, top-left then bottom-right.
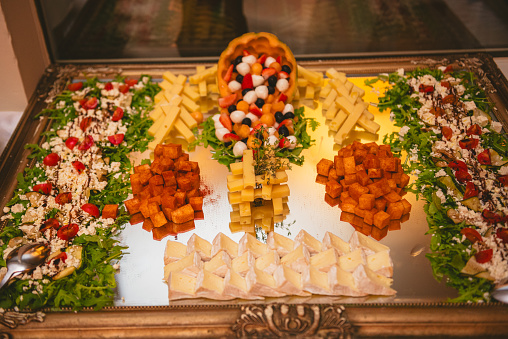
[[242, 117, 252, 127], [235, 74, 244, 84], [278, 125, 290, 137], [284, 112, 295, 120], [255, 98, 265, 108], [224, 141, 232, 147], [267, 86, 275, 94], [268, 75, 278, 87], [242, 88, 252, 96], [234, 56, 243, 65], [228, 105, 237, 113], [281, 65, 291, 74], [242, 138, 248, 144], [274, 111, 284, 124]]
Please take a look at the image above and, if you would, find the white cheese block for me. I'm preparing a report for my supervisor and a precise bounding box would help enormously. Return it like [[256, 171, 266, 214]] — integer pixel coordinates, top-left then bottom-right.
[[302, 265, 332, 295], [203, 250, 231, 278], [366, 250, 393, 277], [195, 269, 234, 300], [310, 248, 340, 272], [163, 251, 202, 282], [164, 240, 187, 265], [167, 271, 197, 300], [322, 232, 351, 255], [231, 250, 256, 276], [280, 245, 310, 273], [355, 265, 396, 296], [211, 232, 239, 259], [328, 265, 366, 297], [273, 265, 310, 297], [267, 232, 294, 257], [255, 250, 280, 275], [245, 267, 285, 297], [223, 269, 263, 300], [238, 233, 268, 258], [349, 231, 389, 255], [338, 249, 366, 272], [187, 234, 212, 261], [294, 230, 322, 255]]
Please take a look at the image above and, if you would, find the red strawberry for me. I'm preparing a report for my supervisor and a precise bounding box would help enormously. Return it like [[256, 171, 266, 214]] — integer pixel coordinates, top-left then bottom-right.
[[219, 113, 232, 132], [242, 73, 253, 89], [218, 93, 237, 108], [261, 68, 276, 79], [223, 64, 234, 82], [223, 133, 241, 143], [249, 103, 262, 117]]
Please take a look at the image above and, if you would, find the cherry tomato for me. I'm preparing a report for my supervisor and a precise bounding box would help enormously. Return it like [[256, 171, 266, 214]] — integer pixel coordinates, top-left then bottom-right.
[[419, 84, 434, 93], [48, 252, 67, 264], [80, 117, 93, 131], [477, 149, 491, 165], [82, 97, 98, 110], [448, 160, 467, 171], [463, 182, 479, 200], [81, 203, 100, 218], [55, 192, 72, 205], [466, 124, 482, 136], [125, 79, 138, 87], [459, 138, 479, 150], [475, 248, 493, 264], [78, 135, 94, 151], [499, 175, 508, 186], [119, 84, 129, 93], [442, 94, 456, 104], [40, 218, 60, 233], [72, 161, 86, 174], [104, 82, 113, 91], [68, 82, 83, 91], [482, 209, 503, 224], [444, 65, 453, 73], [460, 227, 482, 244], [496, 228, 508, 244], [57, 224, 79, 241], [441, 126, 453, 140], [454, 170, 472, 183], [111, 107, 124, 121], [33, 182, 52, 195], [440, 81, 451, 89], [65, 137, 79, 150], [43, 153, 60, 167], [108, 134, 124, 145]]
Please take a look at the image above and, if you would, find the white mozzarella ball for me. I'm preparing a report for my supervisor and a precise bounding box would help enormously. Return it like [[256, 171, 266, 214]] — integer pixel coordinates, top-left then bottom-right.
[[215, 127, 231, 142], [236, 62, 251, 76], [233, 141, 248, 157], [242, 55, 257, 66], [230, 110, 246, 124], [266, 135, 279, 146], [214, 120, 224, 129], [228, 80, 242, 92], [212, 114, 221, 122], [264, 56, 276, 68], [246, 112, 259, 122], [286, 135, 297, 149], [268, 127, 277, 135], [255, 86, 268, 100], [276, 79, 289, 92], [282, 103, 294, 114], [252, 75, 264, 87], [243, 90, 258, 104]]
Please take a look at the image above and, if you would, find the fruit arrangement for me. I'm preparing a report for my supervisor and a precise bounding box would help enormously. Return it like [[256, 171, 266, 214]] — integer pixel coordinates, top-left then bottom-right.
[[316, 141, 412, 241]]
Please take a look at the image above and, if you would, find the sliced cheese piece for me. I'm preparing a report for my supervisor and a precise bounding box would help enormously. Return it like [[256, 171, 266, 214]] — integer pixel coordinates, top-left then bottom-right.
[[325, 104, 339, 120], [149, 106, 180, 150], [349, 231, 389, 255], [203, 250, 231, 278], [280, 245, 310, 273], [329, 109, 348, 132], [322, 89, 338, 110], [325, 68, 347, 83], [242, 150, 255, 188], [228, 191, 242, 204], [334, 103, 364, 145], [239, 201, 251, 217], [165, 84, 184, 97], [261, 184, 272, 200], [302, 265, 331, 295], [162, 70, 178, 84], [357, 113, 380, 134], [229, 221, 255, 234], [181, 95, 199, 112], [267, 232, 294, 257], [230, 162, 243, 175], [241, 187, 255, 202], [297, 65, 324, 86], [167, 271, 197, 300], [273, 264, 310, 297], [294, 230, 322, 255], [355, 265, 396, 296], [149, 106, 164, 121], [271, 184, 290, 199], [238, 233, 268, 258], [231, 250, 256, 276], [338, 248, 366, 272], [319, 83, 332, 98], [351, 84, 365, 97], [367, 251, 393, 277], [227, 178, 244, 192], [154, 90, 166, 103], [305, 85, 315, 100], [310, 248, 339, 272], [245, 266, 285, 297], [211, 233, 238, 258], [174, 118, 195, 143], [164, 240, 187, 265], [187, 233, 212, 261], [195, 269, 233, 300], [335, 96, 355, 115], [227, 173, 243, 183], [158, 79, 172, 91], [223, 269, 263, 300], [255, 250, 280, 275], [175, 74, 187, 86], [328, 265, 366, 297], [322, 232, 350, 255], [189, 64, 217, 84], [163, 251, 202, 282], [272, 197, 283, 216], [183, 84, 200, 101], [179, 106, 198, 129]]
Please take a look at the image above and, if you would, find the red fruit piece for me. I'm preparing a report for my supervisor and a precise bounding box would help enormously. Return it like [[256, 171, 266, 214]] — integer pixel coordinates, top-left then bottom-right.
[[477, 149, 491, 165], [223, 133, 241, 143], [499, 175, 508, 186], [250, 123, 267, 135], [460, 227, 482, 244], [459, 138, 479, 150], [78, 135, 94, 151], [496, 228, 508, 244], [219, 113, 233, 132], [81, 203, 100, 218], [72, 161, 86, 174], [43, 153, 60, 167], [466, 124, 482, 136], [48, 252, 67, 264], [112, 107, 124, 121], [249, 103, 262, 117], [278, 119, 293, 131], [104, 82, 113, 91], [40, 218, 60, 233], [442, 94, 455, 104], [278, 93, 288, 103], [218, 93, 237, 108], [65, 137, 79, 150], [242, 49, 251, 56], [440, 81, 451, 89], [119, 84, 129, 93], [82, 97, 98, 110], [418, 84, 434, 93], [257, 54, 267, 65], [80, 117, 93, 131], [448, 160, 467, 171], [108, 134, 124, 145], [223, 64, 234, 82], [276, 56, 282, 64], [444, 65, 453, 73], [463, 182, 479, 200], [261, 68, 277, 79], [279, 137, 291, 148], [125, 79, 138, 87], [242, 73, 253, 89], [68, 82, 83, 91], [455, 170, 472, 183], [55, 192, 72, 205], [475, 248, 493, 264], [33, 182, 52, 195], [278, 71, 289, 79], [441, 126, 453, 140], [57, 223, 79, 241], [482, 209, 503, 224]]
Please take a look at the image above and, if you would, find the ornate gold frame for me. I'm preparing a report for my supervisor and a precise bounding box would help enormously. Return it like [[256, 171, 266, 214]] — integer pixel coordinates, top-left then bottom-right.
[[1, 54, 508, 338]]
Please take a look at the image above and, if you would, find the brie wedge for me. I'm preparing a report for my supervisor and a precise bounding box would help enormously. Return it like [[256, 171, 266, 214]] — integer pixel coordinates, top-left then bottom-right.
[[338, 248, 366, 272], [255, 250, 280, 275], [238, 233, 268, 258], [328, 265, 366, 297], [167, 271, 197, 300], [223, 269, 263, 300], [354, 265, 396, 296], [294, 230, 322, 255], [163, 251, 202, 282], [211, 232, 239, 259], [245, 266, 285, 297], [349, 231, 389, 255], [187, 234, 212, 261], [302, 265, 332, 295], [366, 250, 393, 277], [195, 269, 234, 300], [231, 250, 256, 276], [322, 232, 350, 255], [164, 240, 187, 265], [273, 264, 310, 296], [267, 232, 294, 257], [280, 245, 310, 273], [310, 248, 340, 272], [204, 250, 231, 278]]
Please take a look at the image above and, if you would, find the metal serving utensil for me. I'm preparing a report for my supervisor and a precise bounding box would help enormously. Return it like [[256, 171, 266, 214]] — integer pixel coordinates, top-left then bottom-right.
[[492, 280, 508, 304], [0, 242, 50, 290]]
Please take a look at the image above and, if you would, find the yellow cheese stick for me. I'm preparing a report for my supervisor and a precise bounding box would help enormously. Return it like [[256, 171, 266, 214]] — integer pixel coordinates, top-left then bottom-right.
[[330, 80, 351, 99], [329, 109, 348, 132], [149, 106, 164, 121], [182, 95, 200, 112], [322, 89, 338, 110], [357, 113, 380, 134], [241, 187, 255, 202], [179, 106, 198, 129], [159, 80, 172, 91], [165, 84, 184, 97], [305, 86, 315, 100], [148, 106, 180, 150], [351, 84, 365, 97], [207, 83, 218, 94], [175, 74, 187, 86], [273, 198, 283, 216], [174, 118, 196, 143], [162, 93, 183, 107], [320, 83, 332, 98], [230, 162, 243, 175], [335, 96, 355, 115], [199, 81, 207, 97], [334, 104, 364, 145], [297, 65, 323, 86], [183, 85, 200, 102], [325, 105, 339, 120], [162, 71, 178, 84], [297, 78, 308, 87], [239, 201, 251, 217], [154, 91, 166, 104], [242, 150, 255, 189], [189, 65, 217, 84], [325, 68, 347, 83]]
